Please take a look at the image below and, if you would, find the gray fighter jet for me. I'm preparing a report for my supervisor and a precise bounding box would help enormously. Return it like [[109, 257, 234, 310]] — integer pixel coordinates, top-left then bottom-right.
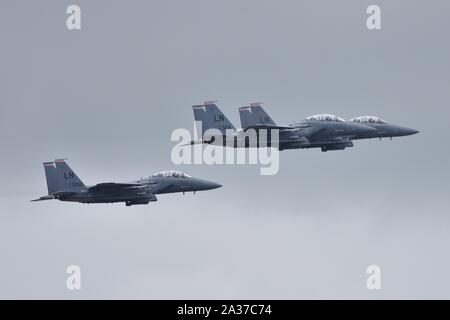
[[191, 101, 377, 152], [240, 105, 419, 148], [32, 159, 222, 206]]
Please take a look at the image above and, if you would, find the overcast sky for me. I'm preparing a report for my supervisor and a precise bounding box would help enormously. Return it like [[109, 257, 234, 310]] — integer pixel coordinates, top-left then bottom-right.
[[1, 0, 449, 299]]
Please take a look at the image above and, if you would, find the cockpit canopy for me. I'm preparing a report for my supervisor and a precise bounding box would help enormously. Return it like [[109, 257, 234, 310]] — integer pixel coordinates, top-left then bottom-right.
[[305, 114, 345, 122], [349, 116, 387, 124], [151, 170, 191, 178]]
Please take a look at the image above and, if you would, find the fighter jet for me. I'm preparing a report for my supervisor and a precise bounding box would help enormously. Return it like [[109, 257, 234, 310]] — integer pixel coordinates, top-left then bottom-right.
[[348, 116, 419, 140], [239, 104, 418, 150], [191, 101, 377, 152], [32, 159, 222, 206]]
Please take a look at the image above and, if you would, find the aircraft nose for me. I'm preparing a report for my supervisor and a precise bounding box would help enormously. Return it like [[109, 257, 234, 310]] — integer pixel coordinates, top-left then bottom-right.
[[403, 128, 419, 136], [392, 125, 419, 137], [192, 178, 222, 191]]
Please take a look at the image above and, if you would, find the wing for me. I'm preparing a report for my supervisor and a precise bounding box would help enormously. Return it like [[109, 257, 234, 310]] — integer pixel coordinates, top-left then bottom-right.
[[88, 182, 143, 193], [308, 127, 355, 142], [243, 124, 302, 131], [310, 136, 353, 144]]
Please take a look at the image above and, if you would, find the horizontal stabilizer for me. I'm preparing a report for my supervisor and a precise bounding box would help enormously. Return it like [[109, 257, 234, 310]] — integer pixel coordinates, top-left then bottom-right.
[[30, 195, 54, 202], [180, 139, 209, 147]]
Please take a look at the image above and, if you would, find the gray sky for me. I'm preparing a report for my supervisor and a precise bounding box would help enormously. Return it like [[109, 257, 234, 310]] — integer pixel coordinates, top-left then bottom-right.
[[1, 0, 449, 299]]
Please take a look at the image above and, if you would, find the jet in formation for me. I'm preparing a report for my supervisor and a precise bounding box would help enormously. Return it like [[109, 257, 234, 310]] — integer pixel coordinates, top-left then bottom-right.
[[191, 101, 419, 152], [32, 159, 222, 206]]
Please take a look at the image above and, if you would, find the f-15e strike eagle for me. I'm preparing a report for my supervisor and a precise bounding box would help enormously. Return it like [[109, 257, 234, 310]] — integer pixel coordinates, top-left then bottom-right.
[[32, 159, 222, 206], [191, 101, 418, 152]]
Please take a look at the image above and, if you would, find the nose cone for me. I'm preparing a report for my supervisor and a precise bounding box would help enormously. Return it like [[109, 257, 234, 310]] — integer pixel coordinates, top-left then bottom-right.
[[399, 127, 419, 136], [191, 178, 222, 191]]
